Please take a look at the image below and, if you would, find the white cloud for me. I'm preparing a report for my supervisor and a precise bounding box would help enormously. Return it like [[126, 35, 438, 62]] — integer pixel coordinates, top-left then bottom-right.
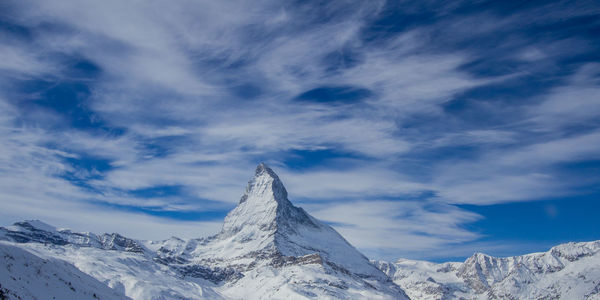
[[527, 63, 600, 130], [304, 200, 481, 260], [0, 43, 57, 77], [431, 130, 600, 205], [418, 63, 600, 205], [279, 167, 426, 200], [1, 0, 599, 260], [0, 197, 222, 240]]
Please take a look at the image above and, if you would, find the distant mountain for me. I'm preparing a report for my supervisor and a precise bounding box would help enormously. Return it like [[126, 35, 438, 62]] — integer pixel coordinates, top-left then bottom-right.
[[374, 240, 600, 299], [0, 164, 407, 299]]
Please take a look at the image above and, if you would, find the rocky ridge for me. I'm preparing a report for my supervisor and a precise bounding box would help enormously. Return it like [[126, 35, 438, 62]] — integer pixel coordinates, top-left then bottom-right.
[[374, 240, 600, 299]]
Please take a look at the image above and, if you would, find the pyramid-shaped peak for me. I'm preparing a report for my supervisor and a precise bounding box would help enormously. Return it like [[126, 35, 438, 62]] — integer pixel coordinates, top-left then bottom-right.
[[221, 164, 293, 235], [210, 164, 388, 280], [253, 163, 281, 184], [255, 162, 275, 176], [241, 163, 288, 205]]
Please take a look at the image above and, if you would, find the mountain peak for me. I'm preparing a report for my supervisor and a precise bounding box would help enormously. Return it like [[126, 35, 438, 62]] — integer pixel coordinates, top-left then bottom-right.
[[255, 162, 273, 176], [210, 164, 387, 279], [221, 163, 295, 235], [10, 220, 57, 233], [238, 163, 288, 205]]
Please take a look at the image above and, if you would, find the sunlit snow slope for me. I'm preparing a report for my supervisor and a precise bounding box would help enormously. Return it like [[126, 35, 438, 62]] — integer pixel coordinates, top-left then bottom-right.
[[0, 242, 130, 300]]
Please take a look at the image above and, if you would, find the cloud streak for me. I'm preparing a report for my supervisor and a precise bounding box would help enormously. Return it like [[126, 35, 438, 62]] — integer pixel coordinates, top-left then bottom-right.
[[0, 0, 599, 260]]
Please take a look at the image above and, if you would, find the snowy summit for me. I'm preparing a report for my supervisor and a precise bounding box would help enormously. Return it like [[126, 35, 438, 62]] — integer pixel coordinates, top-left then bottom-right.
[[213, 163, 386, 278]]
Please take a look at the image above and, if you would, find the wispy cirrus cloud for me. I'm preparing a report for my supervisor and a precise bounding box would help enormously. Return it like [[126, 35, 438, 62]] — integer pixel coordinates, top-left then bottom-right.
[[431, 64, 600, 205], [0, 0, 599, 260], [305, 200, 482, 260]]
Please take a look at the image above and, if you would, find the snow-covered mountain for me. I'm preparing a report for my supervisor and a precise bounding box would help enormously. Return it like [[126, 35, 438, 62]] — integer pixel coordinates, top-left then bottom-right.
[[187, 163, 389, 277], [1, 163, 599, 299], [374, 240, 600, 299], [0, 163, 407, 299]]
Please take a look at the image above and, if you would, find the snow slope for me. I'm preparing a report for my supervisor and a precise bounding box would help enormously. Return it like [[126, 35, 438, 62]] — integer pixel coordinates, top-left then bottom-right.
[[0, 241, 130, 300]]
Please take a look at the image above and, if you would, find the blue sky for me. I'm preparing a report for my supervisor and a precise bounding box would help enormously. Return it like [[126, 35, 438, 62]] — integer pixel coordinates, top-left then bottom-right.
[[0, 0, 599, 261]]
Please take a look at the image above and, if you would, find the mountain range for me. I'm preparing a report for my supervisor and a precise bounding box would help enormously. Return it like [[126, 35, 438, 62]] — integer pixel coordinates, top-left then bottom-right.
[[1, 164, 599, 299]]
